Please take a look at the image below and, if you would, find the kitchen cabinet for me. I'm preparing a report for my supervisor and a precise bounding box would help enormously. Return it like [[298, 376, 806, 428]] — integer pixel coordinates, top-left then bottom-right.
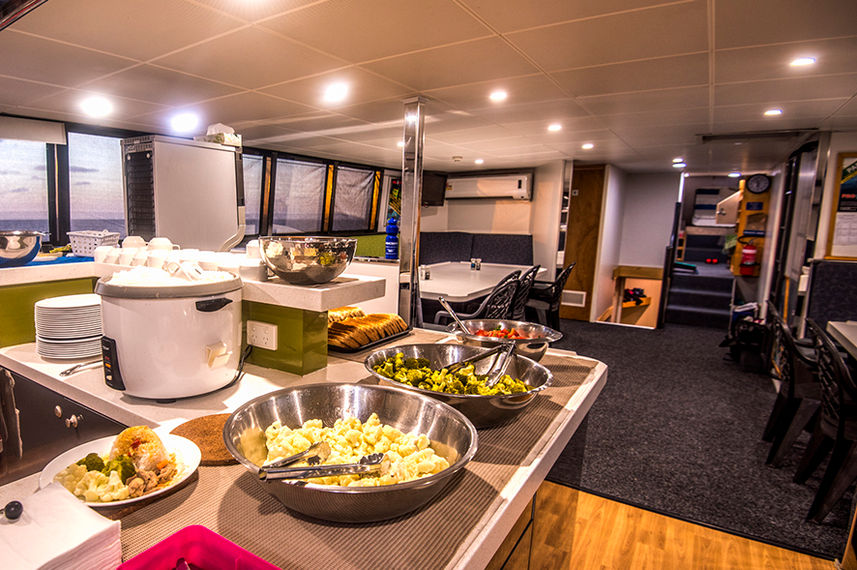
[[0, 367, 126, 486]]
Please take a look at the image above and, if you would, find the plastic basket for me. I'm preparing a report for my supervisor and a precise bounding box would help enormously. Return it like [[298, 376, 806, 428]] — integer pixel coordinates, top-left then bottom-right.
[[66, 230, 120, 256]]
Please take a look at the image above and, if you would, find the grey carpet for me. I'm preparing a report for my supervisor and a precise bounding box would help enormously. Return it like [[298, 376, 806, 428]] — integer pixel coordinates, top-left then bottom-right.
[[548, 319, 850, 559]]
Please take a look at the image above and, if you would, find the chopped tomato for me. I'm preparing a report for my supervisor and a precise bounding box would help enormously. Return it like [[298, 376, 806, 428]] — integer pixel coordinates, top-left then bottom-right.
[[473, 327, 531, 340]]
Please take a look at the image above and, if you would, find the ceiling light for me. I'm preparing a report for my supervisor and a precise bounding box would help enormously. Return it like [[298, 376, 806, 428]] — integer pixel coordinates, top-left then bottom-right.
[[489, 90, 507, 102], [728, 171, 741, 178], [764, 108, 783, 117], [396, 140, 405, 148], [672, 157, 684, 163], [790, 57, 816, 67], [581, 143, 594, 150], [405, 113, 418, 124], [170, 112, 200, 133], [474, 158, 484, 165], [672, 162, 687, 169], [322, 81, 349, 104], [547, 123, 562, 132], [80, 96, 113, 118]]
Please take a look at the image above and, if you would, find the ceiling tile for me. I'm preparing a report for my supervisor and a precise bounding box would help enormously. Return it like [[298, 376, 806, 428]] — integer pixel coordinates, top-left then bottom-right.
[[613, 123, 710, 147], [831, 97, 857, 116], [261, 67, 413, 108], [260, 0, 491, 63], [506, 2, 707, 71], [715, 37, 857, 83], [191, 0, 317, 21], [335, 98, 410, 124], [715, 0, 857, 49], [552, 53, 708, 97], [238, 124, 299, 142], [0, 31, 134, 87], [430, 124, 515, 144], [470, 99, 592, 128], [10, 0, 244, 61], [361, 38, 538, 91], [716, 75, 857, 107], [83, 65, 242, 107], [713, 99, 847, 123], [21, 89, 166, 120], [598, 107, 710, 129], [152, 26, 347, 89], [460, 0, 671, 33], [424, 74, 567, 110], [0, 76, 65, 106], [578, 86, 709, 116]]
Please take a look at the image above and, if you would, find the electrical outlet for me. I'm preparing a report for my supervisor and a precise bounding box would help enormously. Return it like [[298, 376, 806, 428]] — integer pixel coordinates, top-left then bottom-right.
[[246, 320, 278, 351]]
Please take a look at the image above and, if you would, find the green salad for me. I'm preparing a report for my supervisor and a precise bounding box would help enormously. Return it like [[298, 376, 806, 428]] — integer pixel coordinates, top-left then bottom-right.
[[372, 352, 533, 395]]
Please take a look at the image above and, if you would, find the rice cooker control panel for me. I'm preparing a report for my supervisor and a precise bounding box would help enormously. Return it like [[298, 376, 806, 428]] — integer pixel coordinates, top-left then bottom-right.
[[100, 336, 126, 391]]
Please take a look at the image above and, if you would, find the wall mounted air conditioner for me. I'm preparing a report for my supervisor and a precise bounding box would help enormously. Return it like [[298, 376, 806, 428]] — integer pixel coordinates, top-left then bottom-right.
[[445, 172, 533, 200]]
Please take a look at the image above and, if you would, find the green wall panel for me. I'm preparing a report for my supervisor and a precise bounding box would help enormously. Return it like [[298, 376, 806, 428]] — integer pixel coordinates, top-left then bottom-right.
[[0, 278, 97, 347], [348, 233, 386, 258], [242, 300, 327, 375]]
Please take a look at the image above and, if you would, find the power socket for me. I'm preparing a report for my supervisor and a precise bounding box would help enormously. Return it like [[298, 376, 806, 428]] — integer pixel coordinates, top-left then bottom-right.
[[246, 320, 278, 351]]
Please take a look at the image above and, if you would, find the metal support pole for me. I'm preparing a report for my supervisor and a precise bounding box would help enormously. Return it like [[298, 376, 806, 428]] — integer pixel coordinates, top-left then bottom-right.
[[399, 97, 427, 328]]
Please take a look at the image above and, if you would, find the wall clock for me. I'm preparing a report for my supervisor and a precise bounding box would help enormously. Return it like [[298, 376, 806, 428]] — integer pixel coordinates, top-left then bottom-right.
[[746, 174, 771, 194]]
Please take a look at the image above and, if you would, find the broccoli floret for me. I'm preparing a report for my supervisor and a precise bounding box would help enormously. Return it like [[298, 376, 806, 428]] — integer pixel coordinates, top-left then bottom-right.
[[76, 452, 105, 472], [102, 455, 136, 482]]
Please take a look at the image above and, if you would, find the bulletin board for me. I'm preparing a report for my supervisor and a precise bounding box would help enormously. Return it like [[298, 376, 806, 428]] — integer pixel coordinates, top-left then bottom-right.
[[826, 152, 857, 259]]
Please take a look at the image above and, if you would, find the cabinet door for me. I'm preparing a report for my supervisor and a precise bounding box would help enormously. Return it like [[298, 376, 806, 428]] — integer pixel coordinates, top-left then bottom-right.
[[0, 368, 126, 486]]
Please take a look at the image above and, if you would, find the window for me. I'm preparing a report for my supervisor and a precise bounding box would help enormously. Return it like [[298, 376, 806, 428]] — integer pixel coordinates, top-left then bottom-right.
[[0, 138, 49, 233], [272, 158, 326, 233], [242, 154, 263, 235], [68, 132, 125, 237], [332, 166, 374, 231]]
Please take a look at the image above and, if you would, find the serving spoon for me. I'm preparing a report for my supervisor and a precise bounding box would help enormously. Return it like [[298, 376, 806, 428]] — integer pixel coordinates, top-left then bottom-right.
[[438, 296, 471, 334]]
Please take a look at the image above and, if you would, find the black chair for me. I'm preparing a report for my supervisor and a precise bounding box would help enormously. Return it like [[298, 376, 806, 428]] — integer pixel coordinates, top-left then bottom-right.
[[525, 263, 576, 330], [434, 275, 519, 326], [510, 265, 540, 321], [763, 306, 819, 466], [793, 319, 857, 522]]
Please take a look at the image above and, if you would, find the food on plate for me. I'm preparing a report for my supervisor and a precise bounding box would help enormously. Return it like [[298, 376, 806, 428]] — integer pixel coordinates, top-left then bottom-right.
[[473, 327, 531, 340], [328, 313, 407, 349], [328, 306, 366, 324], [53, 426, 179, 503], [373, 352, 533, 395], [264, 413, 448, 487]]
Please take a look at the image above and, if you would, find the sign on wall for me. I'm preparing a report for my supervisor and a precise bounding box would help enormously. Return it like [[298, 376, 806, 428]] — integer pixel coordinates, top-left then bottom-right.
[[826, 153, 857, 259]]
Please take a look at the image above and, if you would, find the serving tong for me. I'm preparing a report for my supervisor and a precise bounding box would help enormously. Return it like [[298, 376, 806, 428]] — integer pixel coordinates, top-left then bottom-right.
[[259, 453, 390, 482], [445, 341, 516, 388], [59, 359, 102, 377]]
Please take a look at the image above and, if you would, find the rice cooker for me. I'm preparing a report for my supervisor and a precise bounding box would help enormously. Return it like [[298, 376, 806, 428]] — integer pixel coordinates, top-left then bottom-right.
[[94, 275, 243, 400]]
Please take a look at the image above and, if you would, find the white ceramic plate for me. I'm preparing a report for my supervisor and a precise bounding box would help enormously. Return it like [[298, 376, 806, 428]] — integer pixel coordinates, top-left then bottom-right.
[[39, 432, 201, 508], [35, 294, 101, 309]]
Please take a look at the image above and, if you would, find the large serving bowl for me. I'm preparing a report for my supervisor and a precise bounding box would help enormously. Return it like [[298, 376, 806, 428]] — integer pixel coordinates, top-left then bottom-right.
[[364, 344, 553, 428], [0, 230, 42, 268], [447, 319, 562, 362], [222, 383, 477, 523], [259, 236, 356, 285]]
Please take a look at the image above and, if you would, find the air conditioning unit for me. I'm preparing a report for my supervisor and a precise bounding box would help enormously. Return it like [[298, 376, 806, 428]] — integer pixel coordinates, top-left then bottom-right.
[[445, 172, 533, 200]]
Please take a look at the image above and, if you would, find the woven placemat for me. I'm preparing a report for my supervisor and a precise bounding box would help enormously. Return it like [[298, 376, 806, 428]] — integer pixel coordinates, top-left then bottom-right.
[[120, 355, 598, 568], [170, 414, 236, 466]]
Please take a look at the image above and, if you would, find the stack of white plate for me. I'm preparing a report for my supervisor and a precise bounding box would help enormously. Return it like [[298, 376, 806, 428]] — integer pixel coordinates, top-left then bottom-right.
[[34, 294, 102, 359]]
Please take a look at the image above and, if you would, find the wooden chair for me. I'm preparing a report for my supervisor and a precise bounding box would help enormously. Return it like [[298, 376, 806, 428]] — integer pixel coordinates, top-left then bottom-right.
[[434, 273, 519, 326], [525, 263, 576, 330], [510, 265, 540, 321], [793, 319, 857, 523]]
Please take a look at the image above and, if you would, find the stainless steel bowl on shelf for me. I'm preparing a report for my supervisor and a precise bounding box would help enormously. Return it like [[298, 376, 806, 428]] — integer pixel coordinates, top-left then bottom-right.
[[222, 383, 478, 523], [258, 236, 356, 285], [447, 319, 562, 362], [364, 344, 553, 428], [0, 230, 42, 268]]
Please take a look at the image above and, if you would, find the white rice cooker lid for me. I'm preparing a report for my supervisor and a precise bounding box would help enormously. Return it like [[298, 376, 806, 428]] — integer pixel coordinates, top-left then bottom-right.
[[95, 274, 242, 299]]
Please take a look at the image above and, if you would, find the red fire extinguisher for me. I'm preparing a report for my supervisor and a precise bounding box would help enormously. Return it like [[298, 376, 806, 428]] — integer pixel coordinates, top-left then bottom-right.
[[740, 239, 757, 276]]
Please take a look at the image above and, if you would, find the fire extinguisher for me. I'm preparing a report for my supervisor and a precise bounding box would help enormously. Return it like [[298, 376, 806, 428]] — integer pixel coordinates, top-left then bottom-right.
[[739, 237, 757, 276]]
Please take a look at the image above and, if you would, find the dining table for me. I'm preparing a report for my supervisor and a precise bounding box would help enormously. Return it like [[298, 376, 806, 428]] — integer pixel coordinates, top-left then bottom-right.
[[418, 261, 546, 303], [826, 320, 857, 360]]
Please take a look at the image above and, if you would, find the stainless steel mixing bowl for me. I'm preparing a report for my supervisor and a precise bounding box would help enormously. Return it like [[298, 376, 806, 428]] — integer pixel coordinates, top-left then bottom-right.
[[222, 383, 478, 523], [259, 236, 356, 285], [0, 230, 42, 268], [447, 319, 563, 362], [364, 344, 553, 428]]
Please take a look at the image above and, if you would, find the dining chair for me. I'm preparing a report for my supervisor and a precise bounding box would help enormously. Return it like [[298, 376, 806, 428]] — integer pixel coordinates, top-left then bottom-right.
[[510, 265, 540, 321], [434, 275, 519, 326], [792, 319, 857, 523], [525, 262, 576, 330]]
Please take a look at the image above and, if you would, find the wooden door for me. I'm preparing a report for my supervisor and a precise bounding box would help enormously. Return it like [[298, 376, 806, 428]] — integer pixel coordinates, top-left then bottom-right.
[[560, 165, 605, 321]]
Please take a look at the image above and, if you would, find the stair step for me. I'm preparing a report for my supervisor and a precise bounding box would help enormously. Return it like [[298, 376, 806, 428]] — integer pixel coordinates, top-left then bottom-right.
[[684, 234, 723, 248], [670, 273, 734, 293], [665, 304, 731, 329], [668, 288, 732, 310], [683, 247, 728, 263]]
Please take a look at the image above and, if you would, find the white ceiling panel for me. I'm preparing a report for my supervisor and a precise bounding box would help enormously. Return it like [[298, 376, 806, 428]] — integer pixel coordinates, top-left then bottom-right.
[[713, 99, 847, 124], [578, 86, 709, 116], [423, 74, 567, 110], [716, 75, 857, 107], [260, 0, 492, 63], [0, 76, 65, 106], [506, 1, 707, 71], [597, 108, 710, 129], [475, 99, 591, 126], [830, 97, 857, 116], [192, 0, 318, 22], [19, 90, 165, 121], [715, 37, 857, 84], [83, 65, 242, 107], [261, 67, 413, 108]]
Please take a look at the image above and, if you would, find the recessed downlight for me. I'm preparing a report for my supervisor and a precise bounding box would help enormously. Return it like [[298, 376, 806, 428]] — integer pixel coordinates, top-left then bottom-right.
[[474, 158, 484, 165], [80, 95, 113, 118], [547, 123, 562, 132], [728, 171, 741, 178], [322, 81, 349, 104], [672, 162, 687, 169], [790, 57, 816, 67], [581, 142, 594, 150], [396, 140, 405, 148], [764, 108, 783, 117], [489, 90, 507, 102], [672, 157, 684, 163], [170, 112, 200, 133]]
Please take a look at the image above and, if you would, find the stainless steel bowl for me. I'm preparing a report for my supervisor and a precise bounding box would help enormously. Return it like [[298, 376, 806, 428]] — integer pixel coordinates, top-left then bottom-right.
[[259, 236, 356, 285], [447, 319, 562, 362], [0, 230, 42, 268], [222, 383, 478, 523], [364, 344, 553, 428]]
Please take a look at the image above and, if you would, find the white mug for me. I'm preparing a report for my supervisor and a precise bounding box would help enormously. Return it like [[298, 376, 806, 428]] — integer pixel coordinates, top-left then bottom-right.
[[93, 245, 113, 263], [131, 250, 149, 266], [146, 250, 169, 269], [197, 252, 220, 271], [118, 248, 138, 266], [103, 247, 121, 264], [122, 235, 146, 249], [148, 237, 177, 251]]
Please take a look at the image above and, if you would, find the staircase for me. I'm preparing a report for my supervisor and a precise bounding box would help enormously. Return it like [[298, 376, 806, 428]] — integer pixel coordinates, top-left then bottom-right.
[[666, 234, 733, 329]]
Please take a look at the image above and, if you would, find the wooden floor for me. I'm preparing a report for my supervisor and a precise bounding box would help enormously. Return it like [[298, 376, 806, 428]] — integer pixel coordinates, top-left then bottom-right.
[[509, 481, 837, 570]]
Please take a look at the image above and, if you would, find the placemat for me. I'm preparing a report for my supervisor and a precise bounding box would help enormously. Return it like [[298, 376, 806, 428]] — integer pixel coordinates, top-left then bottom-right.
[[119, 355, 598, 568], [170, 414, 236, 466]]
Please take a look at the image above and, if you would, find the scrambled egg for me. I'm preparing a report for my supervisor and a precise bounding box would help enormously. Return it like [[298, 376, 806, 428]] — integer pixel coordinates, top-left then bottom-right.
[[264, 413, 449, 487]]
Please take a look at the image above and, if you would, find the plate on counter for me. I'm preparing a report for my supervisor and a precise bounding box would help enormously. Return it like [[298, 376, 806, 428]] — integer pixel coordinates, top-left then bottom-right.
[[39, 432, 201, 508]]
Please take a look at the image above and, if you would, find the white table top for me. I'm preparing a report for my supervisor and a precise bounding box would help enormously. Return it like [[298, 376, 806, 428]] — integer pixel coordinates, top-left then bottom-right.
[[827, 321, 857, 360], [419, 261, 545, 303]]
